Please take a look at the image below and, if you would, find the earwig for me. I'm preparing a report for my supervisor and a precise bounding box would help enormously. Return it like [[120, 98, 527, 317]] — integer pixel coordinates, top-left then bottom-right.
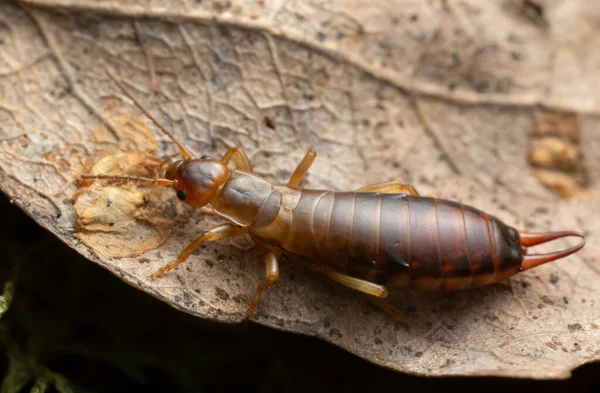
[[82, 77, 586, 319]]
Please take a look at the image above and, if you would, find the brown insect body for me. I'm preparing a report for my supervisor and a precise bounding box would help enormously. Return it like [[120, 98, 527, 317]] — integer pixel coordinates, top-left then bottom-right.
[[82, 77, 585, 319]]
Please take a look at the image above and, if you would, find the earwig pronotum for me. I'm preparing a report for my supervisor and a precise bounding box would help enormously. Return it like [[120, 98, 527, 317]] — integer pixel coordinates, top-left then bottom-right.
[[82, 78, 585, 319]]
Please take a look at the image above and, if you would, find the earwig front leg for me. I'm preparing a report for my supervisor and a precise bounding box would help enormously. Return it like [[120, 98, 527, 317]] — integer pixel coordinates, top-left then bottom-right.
[[288, 150, 317, 187], [355, 182, 419, 196], [199, 207, 218, 216], [318, 265, 388, 298], [221, 148, 253, 172], [149, 223, 247, 280], [245, 251, 280, 319]]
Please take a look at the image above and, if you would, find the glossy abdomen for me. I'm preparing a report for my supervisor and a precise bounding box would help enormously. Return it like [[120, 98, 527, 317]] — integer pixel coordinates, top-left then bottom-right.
[[251, 191, 523, 291]]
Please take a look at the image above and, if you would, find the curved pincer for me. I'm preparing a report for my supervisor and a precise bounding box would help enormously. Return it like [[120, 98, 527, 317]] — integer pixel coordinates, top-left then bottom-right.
[[519, 231, 585, 271]]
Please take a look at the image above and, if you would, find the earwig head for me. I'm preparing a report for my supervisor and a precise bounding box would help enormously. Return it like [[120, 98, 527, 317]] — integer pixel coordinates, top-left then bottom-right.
[[165, 158, 229, 207]]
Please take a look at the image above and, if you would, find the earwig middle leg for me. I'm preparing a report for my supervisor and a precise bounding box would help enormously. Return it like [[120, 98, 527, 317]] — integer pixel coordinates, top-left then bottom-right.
[[245, 251, 280, 319], [355, 181, 419, 196], [221, 148, 253, 172], [317, 265, 388, 298], [288, 149, 317, 187], [149, 223, 247, 280]]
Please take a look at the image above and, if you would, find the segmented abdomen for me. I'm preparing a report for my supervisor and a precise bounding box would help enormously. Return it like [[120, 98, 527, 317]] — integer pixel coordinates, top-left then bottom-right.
[[253, 191, 523, 291]]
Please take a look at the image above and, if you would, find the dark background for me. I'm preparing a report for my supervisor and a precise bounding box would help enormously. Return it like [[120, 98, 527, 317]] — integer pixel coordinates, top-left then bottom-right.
[[0, 191, 598, 393]]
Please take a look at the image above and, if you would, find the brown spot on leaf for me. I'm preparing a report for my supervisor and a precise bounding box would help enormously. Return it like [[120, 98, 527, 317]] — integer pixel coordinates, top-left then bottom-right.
[[215, 287, 230, 301], [530, 138, 580, 170], [540, 295, 554, 305], [529, 112, 588, 198], [263, 115, 276, 130], [567, 323, 583, 332], [232, 295, 244, 304], [515, 0, 548, 27], [42, 145, 72, 173], [74, 151, 174, 258]]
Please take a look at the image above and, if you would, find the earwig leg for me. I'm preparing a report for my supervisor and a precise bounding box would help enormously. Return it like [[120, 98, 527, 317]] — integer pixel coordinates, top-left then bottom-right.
[[245, 251, 280, 319], [317, 265, 407, 322], [149, 224, 246, 280], [221, 148, 253, 172], [355, 182, 419, 196], [365, 296, 410, 324], [318, 265, 388, 298], [288, 150, 317, 187], [199, 206, 218, 216]]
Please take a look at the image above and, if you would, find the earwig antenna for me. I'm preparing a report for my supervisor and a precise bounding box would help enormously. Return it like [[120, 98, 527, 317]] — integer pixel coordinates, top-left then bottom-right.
[[81, 173, 177, 188], [107, 72, 194, 160]]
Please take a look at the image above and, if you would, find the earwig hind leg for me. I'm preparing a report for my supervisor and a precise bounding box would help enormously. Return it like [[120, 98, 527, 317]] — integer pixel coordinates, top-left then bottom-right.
[[221, 148, 253, 172], [288, 149, 317, 187], [318, 265, 388, 298], [355, 182, 419, 196], [245, 251, 280, 319], [317, 265, 408, 323], [365, 296, 410, 324], [149, 224, 247, 280]]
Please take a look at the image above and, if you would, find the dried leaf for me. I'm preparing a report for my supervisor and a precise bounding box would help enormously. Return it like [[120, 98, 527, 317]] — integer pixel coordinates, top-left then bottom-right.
[[1, 0, 599, 379], [74, 150, 175, 258]]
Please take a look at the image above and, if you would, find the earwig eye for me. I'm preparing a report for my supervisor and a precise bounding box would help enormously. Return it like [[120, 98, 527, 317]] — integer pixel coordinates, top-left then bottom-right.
[[201, 155, 213, 160], [176, 189, 187, 201]]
